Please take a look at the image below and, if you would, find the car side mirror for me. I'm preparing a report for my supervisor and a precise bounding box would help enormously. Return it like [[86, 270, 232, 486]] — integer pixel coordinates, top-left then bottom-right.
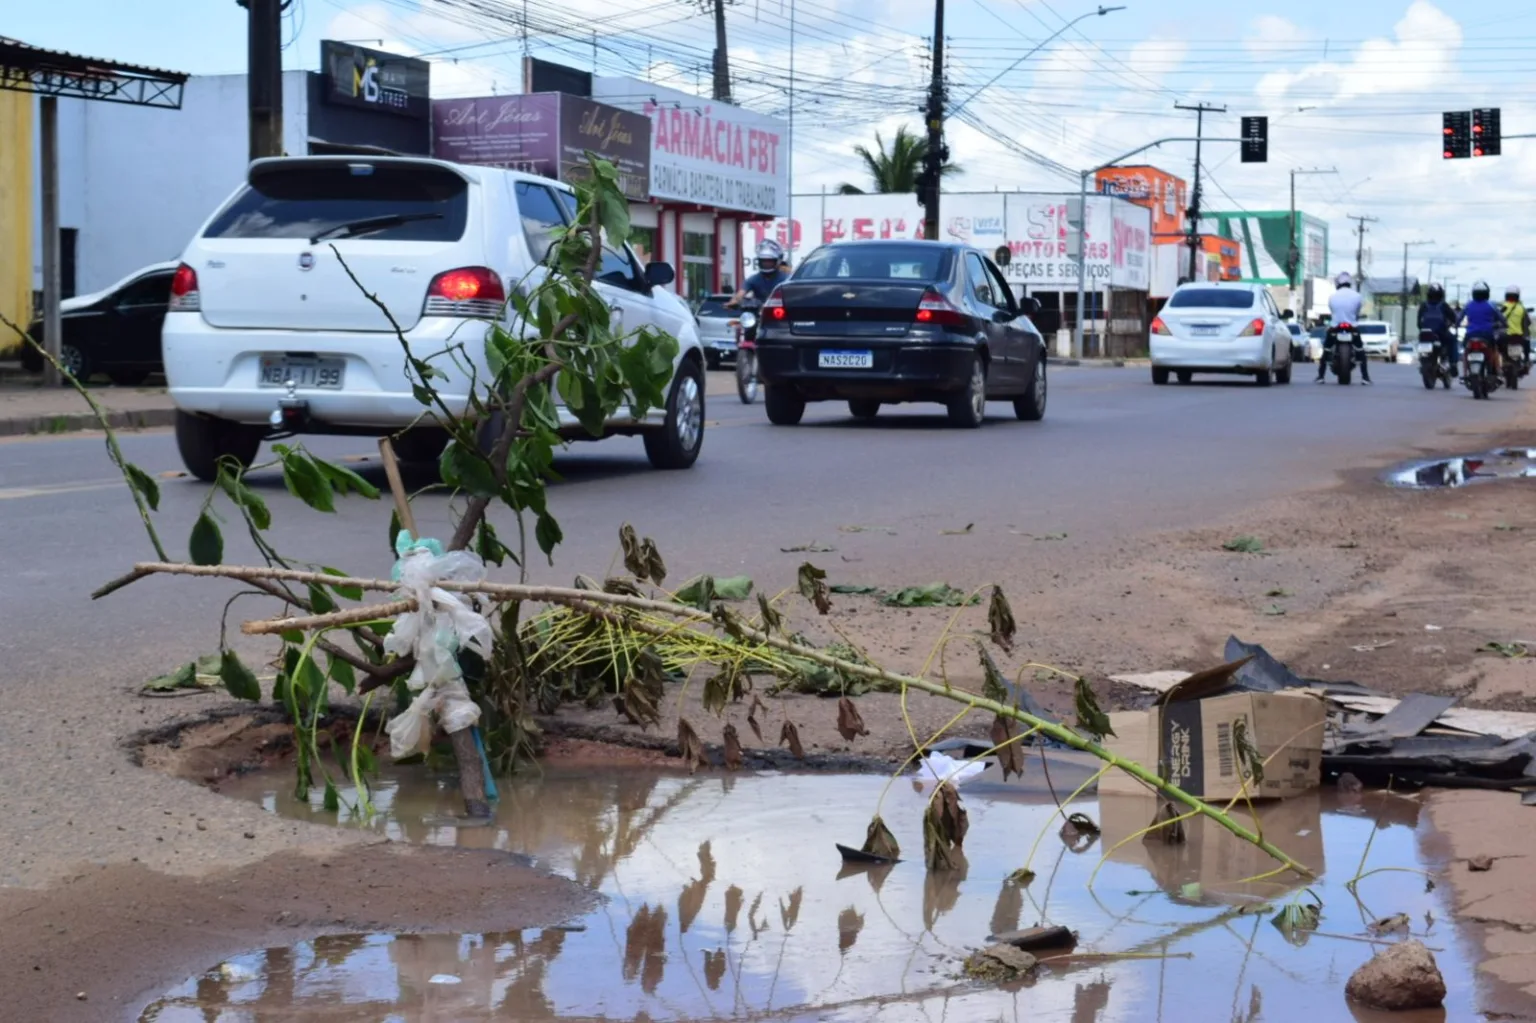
[[1019, 296, 1042, 317], [992, 308, 1014, 324], [645, 261, 675, 287]]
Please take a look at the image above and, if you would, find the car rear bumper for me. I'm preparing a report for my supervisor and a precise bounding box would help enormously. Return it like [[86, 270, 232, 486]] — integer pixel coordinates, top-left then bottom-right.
[[1150, 336, 1271, 372], [756, 339, 976, 400]]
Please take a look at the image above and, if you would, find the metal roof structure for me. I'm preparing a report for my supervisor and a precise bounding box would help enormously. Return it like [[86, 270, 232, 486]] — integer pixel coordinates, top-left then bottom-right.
[[0, 36, 187, 109]]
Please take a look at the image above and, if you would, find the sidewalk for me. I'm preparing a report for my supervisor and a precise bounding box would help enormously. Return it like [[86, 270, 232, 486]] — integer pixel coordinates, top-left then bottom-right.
[[0, 366, 746, 438]]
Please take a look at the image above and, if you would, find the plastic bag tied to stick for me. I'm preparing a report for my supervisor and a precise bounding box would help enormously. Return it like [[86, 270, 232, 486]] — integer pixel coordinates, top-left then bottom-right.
[[384, 531, 493, 760]]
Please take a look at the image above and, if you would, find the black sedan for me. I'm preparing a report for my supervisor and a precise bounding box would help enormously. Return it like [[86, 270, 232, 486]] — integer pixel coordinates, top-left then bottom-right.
[[754, 241, 1047, 427], [21, 262, 176, 385]]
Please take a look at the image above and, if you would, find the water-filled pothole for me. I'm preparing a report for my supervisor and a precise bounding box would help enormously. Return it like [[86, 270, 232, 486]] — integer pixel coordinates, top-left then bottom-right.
[[1386, 449, 1536, 488], [142, 766, 1470, 1022]]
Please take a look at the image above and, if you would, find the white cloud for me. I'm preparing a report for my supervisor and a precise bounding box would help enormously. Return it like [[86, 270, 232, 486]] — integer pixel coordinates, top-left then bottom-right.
[[1255, 0, 1462, 105]]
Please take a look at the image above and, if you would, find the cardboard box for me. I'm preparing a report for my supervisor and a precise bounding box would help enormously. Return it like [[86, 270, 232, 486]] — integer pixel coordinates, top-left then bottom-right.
[[1098, 690, 1324, 800]]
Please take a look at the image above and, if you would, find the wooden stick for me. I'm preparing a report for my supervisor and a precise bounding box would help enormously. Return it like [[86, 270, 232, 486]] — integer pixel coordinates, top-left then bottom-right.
[[377, 437, 418, 538], [243, 600, 416, 634]]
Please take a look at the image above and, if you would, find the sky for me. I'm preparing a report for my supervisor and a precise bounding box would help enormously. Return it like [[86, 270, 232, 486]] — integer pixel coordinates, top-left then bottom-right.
[[13, 0, 1536, 291]]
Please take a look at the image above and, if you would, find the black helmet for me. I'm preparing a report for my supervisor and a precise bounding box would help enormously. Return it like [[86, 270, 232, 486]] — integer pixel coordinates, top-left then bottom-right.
[[1473, 280, 1491, 302], [1427, 283, 1444, 303]]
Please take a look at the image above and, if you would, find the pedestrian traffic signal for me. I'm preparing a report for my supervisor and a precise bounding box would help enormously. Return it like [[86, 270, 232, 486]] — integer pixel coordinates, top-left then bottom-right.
[[1240, 116, 1268, 163], [1443, 111, 1472, 158], [1473, 107, 1501, 157]]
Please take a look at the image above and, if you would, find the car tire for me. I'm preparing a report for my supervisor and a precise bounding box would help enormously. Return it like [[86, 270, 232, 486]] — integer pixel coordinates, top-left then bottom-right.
[[58, 343, 89, 384], [765, 384, 806, 426], [1152, 366, 1170, 385], [1014, 356, 1047, 421], [947, 355, 987, 429], [848, 398, 880, 420], [644, 357, 706, 470], [1276, 361, 1292, 385], [1255, 368, 1273, 387], [175, 410, 263, 483], [109, 369, 152, 387]]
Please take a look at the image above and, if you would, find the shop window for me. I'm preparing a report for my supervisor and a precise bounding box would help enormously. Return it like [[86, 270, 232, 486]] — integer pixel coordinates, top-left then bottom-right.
[[682, 230, 714, 299]]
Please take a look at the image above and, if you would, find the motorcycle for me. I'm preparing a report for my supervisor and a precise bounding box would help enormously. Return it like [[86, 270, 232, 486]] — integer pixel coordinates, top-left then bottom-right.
[[1417, 330, 1454, 390], [1464, 335, 1503, 400], [734, 303, 760, 404], [1327, 322, 1363, 385], [1500, 335, 1529, 391]]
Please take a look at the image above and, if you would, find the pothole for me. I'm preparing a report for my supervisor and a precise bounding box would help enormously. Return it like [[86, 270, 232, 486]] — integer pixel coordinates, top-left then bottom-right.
[[140, 765, 1474, 1022], [1386, 449, 1536, 489]]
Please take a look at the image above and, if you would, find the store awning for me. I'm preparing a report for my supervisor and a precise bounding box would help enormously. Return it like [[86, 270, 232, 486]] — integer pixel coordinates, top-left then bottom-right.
[[0, 36, 187, 108]]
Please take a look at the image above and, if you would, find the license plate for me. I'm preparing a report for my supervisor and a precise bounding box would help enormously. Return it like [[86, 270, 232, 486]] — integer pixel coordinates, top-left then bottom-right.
[[710, 340, 735, 351], [1417, 344, 1435, 354], [818, 350, 874, 369], [259, 356, 345, 389], [1336, 334, 1355, 342], [1191, 326, 1220, 337], [1469, 354, 1484, 364]]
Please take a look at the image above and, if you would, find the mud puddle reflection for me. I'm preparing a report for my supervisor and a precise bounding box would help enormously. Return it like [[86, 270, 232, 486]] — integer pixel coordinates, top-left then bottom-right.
[[1387, 448, 1536, 488], [144, 767, 1472, 1021]]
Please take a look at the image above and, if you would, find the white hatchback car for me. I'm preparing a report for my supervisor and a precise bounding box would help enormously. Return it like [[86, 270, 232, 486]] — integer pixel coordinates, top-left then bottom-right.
[[1150, 281, 1294, 386], [1353, 320, 1399, 361], [164, 156, 706, 480]]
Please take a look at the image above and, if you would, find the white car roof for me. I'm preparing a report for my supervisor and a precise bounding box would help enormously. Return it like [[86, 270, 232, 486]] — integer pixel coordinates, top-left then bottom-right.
[[246, 155, 576, 196]]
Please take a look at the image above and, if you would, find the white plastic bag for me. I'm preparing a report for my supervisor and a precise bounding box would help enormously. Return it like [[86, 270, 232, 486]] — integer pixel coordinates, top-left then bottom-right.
[[384, 532, 493, 760]]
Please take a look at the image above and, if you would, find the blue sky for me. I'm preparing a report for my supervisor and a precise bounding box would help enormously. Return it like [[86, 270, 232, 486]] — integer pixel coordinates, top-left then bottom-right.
[[14, 0, 1536, 285]]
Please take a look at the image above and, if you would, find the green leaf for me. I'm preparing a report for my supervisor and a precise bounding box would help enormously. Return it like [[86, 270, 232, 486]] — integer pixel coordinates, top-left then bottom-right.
[[881, 583, 977, 608], [1180, 882, 1203, 901], [217, 463, 271, 530], [1222, 536, 1266, 554], [189, 513, 223, 566], [388, 507, 403, 557], [293, 655, 326, 706], [328, 655, 357, 695], [356, 744, 378, 776], [280, 628, 304, 646], [145, 662, 198, 692], [280, 451, 336, 513], [675, 575, 717, 610], [124, 463, 161, 512], [830, 583, 879, 595], [439, 440, 501, 499], [313, 457, 381, 500], [219, 650, 262, 701], [307, 582, 337, 614], [535, 511, 563, 559], [475, 519, 513, 567], [1074, 677, 1115, 740], [322, 567, 363, 602], [323, 780, 340, 812]]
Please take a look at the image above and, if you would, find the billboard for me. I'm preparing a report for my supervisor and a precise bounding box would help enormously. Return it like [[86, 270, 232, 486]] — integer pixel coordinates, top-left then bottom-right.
[[1201, 210, 1328, 285], [1095, 165, 1186, 239], [321, 41, 430, 120]]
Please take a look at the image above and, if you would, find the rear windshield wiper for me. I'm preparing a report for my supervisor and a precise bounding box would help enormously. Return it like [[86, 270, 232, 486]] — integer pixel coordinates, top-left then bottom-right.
[[309, 212, 443, 245]]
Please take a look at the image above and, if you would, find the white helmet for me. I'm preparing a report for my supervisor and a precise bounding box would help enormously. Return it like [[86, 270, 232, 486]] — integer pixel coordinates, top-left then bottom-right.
[[1506, 285, 1521, 299], [755, 239, 785, 272], [1335, 271, 1353, 288]]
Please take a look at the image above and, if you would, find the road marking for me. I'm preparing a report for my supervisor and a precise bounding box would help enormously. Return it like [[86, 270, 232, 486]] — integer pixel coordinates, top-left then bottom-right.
[[0, 478, 126, 501]]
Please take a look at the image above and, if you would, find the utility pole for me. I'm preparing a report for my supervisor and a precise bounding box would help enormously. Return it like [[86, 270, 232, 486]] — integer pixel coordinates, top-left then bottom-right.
[[921, 0, 947, 242], [1287, 167, 1335, 313], [1401, 239, 1433, 343], [242, 0, 285, 161], [1175, 102, 1225, 282], [1348, 214, 1378, 285], [709, 0, 732, 102]]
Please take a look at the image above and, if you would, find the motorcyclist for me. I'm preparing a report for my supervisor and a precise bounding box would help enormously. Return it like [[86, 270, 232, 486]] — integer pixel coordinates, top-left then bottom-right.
[[1500, 285, 1531, 369], [1417, 282, 1458, 372], [729, 240, 790, 308], [1461, 280, 1503, 377], [1317, 271, 1370, 383]]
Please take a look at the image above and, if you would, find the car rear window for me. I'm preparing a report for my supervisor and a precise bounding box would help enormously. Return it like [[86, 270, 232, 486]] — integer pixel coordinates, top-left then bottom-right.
[[1287, 323, 1303, 335], [795, 245, 949, 281], [1357, 323, 1388, 334], [204, 162, 469, 241], [1167, 288, 1256, 309], [696, 297, 733, 318]]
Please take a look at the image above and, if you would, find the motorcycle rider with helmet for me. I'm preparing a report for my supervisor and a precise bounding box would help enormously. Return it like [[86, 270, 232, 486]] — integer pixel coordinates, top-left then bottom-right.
[[1317, 271, 1371, 383], [1418, 282, 1458, 373], [729, 239, 791, 308], [1501, 285, 1531, 370], [1461, 280, 1504, 378]]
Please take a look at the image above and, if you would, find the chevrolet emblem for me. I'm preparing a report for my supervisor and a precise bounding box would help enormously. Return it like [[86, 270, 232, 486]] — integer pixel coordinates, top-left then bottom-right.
[[842, 291, 856, 299]]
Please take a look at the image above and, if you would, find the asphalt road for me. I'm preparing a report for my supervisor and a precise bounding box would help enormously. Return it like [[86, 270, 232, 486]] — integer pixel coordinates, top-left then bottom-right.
[[0, 362, 1526, 690]]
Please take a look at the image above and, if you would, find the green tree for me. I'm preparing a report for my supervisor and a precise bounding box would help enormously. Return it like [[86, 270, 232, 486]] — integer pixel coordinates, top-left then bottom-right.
[[838, 125, 962, 195]]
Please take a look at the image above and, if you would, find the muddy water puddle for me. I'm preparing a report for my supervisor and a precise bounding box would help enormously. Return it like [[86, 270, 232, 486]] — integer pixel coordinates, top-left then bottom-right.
[[1386, 448, 1536, 488], [144, 766, 1472, 1021]]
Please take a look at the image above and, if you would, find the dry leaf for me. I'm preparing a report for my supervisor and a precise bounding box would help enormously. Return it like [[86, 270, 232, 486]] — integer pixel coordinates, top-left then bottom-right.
[[779, 719, 806, 759], [703, 667, 745, 715], [1060, 812, 1101, 853], [838, 907, 865, 954], [1368, 913, 1411, 936], [941, 522, 975, 535], [678, 717, 708, 773], [988, 585, 1016, 651], [616, 652, 665, 730], [702, 948, 726, 990], [861, 815, 901, 861], [978, 643, 1012, 706], [1147, 800, 1187, 844], [780, 887, 804, 931], [836, 697, 869, 741], [797, 561, 832, 614], [619, 523, 643, 577], [924, 782, 969, 871], [990, 714, 1025, 781], [1074, 677, 1115, 740], [724, 885, 744, 933], [990, 877, 1024, 937], [756, 592, 784, 634], [641, 537, 667, 585], [722, 723, 744, 771], [603, 576, 642, 596], [747, 694, 767, 741]]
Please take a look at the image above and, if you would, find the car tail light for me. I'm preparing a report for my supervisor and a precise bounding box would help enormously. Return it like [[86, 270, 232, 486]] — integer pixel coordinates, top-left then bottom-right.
[[914, 288, 967, 328], [168, 263, 200, 312], [424, 266, 505, 318], [763, 292, 785, 320], [1238, 317, 1266, 337], [1151, 316, 1171, 335]]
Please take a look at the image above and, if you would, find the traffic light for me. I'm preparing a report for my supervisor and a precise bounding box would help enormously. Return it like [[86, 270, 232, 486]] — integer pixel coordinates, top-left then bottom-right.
[[1443, 111, 1472, 158], [1473, 107, 1502, 156], [1240, 116, 1268, 163]]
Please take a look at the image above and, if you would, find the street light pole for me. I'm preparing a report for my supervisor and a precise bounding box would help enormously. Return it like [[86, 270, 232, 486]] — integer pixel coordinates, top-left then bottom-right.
[[1287, 167, 1335, 314], [1401, 239, 1433, 342]]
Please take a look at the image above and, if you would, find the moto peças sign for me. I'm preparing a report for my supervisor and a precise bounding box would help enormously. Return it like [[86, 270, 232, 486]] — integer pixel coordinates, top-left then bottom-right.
[[321, 41, 430, 119]]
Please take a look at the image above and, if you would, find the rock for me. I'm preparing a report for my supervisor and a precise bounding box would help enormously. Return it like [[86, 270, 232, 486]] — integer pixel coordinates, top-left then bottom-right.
[[1469, 855, 1493, 872], [1345, 940, 1446, 1011], [987, 925, 1076, 951], [963, 943, 1038, 982]]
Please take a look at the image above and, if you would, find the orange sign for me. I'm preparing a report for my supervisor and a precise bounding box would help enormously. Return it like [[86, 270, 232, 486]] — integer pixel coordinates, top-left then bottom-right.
[[1095, 165, 1187, 239]]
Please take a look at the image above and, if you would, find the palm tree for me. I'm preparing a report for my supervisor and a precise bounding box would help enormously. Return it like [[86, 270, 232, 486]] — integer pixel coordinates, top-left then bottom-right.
[[838, 125, 961, 194]]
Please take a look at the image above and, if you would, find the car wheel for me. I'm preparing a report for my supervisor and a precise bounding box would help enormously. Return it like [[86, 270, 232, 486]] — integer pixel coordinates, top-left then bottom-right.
[[1014, 357, 1047, 421], [644, 357, 705, 469], [947, 355, 986, 428], [764, 384, 806, 426], [1177, 370, 1193, 384], [1152, 366, 1170, 386], [1276, 361, 1292, 385], [109, 369, 152, 387], [1255, 368, 1273, 387], [58, 343, 89, 384], [848, 398, 880, 420], [175, 410, 263, 483]]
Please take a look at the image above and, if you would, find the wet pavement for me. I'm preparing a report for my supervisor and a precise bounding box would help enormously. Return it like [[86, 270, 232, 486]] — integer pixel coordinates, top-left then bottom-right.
[[1386, 448, 1536, 488], [142, 764, 1472, 1022]]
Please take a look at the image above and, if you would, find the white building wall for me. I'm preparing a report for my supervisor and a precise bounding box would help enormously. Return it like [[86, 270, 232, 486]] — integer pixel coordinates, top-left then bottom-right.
[[33, 71, 310, 295]]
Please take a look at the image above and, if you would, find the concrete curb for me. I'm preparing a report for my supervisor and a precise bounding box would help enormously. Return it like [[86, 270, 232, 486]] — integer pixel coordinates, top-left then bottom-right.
[[1054, 358, 1151, 368], [0, 407, 177, 438]]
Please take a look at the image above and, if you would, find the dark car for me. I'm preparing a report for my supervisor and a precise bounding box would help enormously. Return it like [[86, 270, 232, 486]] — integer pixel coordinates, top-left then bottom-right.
[[754, 241, 1047, 428], [22, 263, 176, 385]]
